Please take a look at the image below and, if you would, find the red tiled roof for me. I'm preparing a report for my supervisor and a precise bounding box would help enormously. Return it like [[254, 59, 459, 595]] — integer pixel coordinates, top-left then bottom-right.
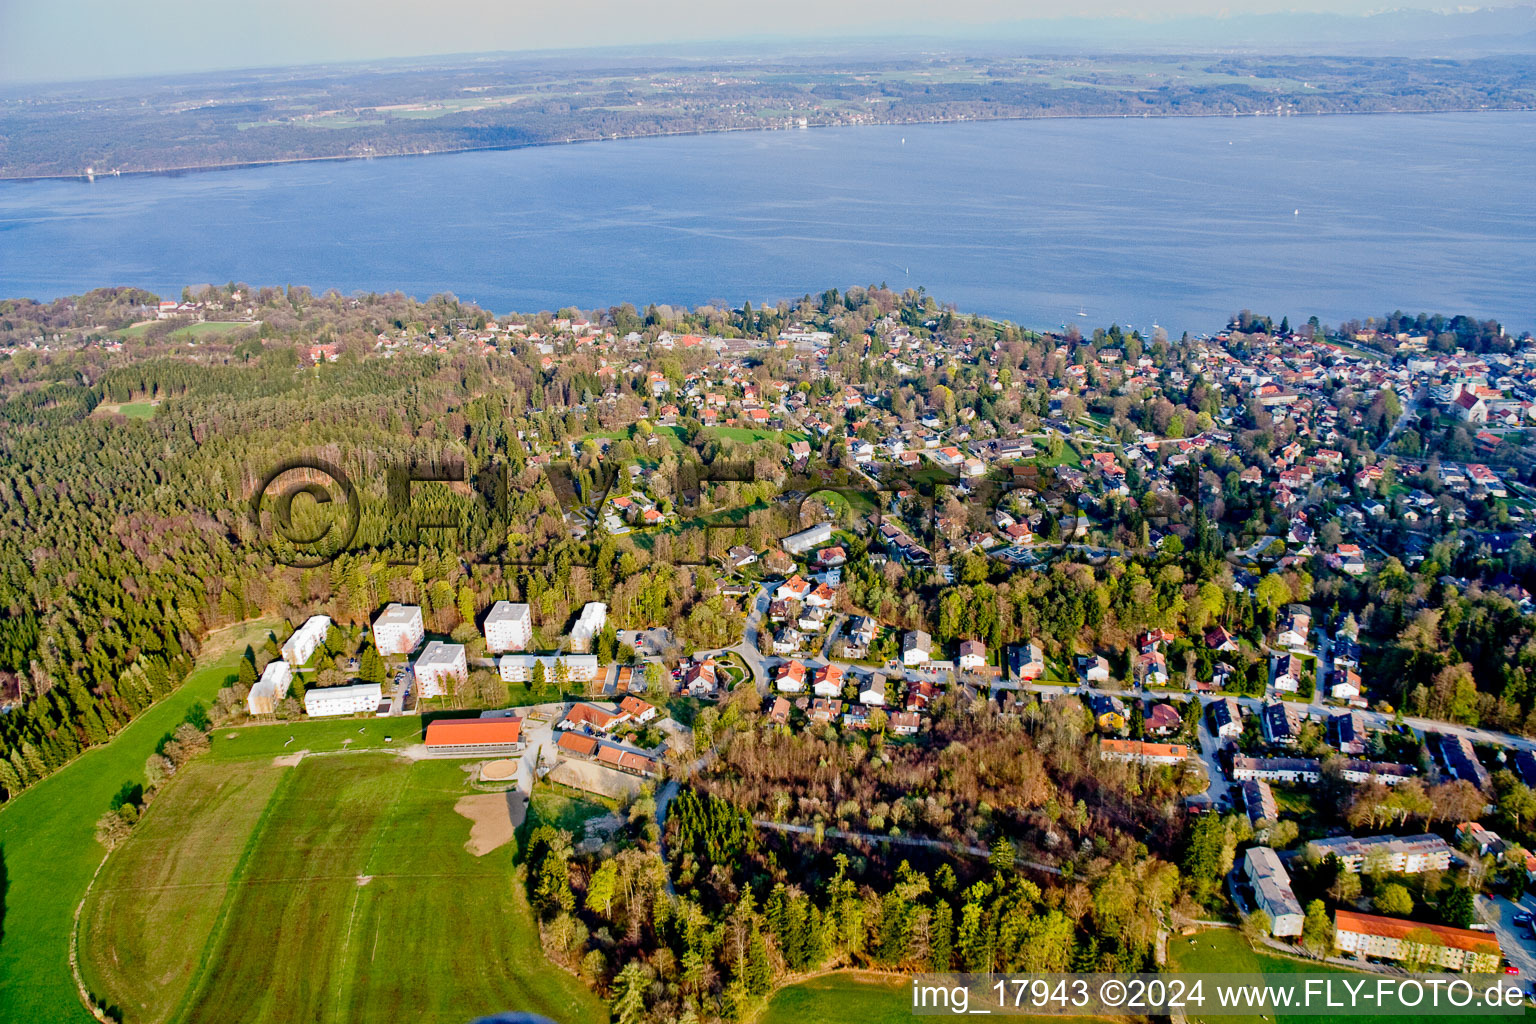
[[557, 731, 599, 756], [425, 718, 522, 747], [1334, 910, 1500, 956]]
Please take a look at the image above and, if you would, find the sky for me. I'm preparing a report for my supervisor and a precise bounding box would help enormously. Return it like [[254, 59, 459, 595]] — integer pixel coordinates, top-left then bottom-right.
[[0, 0, 1528, 84]]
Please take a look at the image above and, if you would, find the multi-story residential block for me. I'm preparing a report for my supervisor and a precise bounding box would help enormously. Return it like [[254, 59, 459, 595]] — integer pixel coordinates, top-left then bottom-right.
[[304, 682, 384, 717], [1244, 846, 1303, 938], [1305, 833, 1454, 874], [281, 614, 331, 667], [413, 641, 467, 699], [246, 660, 292, 715], [372, 603, 425, 656], [483, 601, 532, 653], [1333, 910, 1499, 972]]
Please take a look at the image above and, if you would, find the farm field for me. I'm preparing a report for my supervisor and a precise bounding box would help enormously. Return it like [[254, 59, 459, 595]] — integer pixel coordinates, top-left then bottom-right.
[[79, 762, 289, 1022], [0, 618, 279, 1024], [80, 754, 605, 1024]]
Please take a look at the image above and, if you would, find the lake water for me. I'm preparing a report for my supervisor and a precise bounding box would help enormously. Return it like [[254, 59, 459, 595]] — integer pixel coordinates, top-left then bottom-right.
[[2, 112, 1533, 335]]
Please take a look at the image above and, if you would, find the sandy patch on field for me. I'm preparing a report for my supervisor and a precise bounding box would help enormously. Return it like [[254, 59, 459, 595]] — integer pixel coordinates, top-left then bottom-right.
[[455, 791, 526, 856], [272, 750, 308, 767], [479, 758, 518, 782]]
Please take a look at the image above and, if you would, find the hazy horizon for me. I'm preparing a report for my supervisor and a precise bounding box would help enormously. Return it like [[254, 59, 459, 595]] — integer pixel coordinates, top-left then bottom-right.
[[4, 1, 1535, 85]]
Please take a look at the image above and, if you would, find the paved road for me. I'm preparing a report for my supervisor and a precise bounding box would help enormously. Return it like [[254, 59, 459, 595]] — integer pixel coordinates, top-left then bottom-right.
[[1016, 680, 1536, 760], [1376, 385, 1426, 455], [752, 819, 1063, 875]]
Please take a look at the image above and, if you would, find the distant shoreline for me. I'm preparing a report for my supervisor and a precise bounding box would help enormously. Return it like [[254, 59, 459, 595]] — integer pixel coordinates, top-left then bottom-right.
[[5, 104, 1534, 184]]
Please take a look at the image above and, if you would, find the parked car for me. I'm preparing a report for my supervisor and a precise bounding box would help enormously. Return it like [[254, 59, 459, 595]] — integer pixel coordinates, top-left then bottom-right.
[[1513, 912, 1531, 926]]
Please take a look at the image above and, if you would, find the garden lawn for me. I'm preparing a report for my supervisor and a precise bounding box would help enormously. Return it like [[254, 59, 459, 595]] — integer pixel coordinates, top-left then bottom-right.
[[0, 618, 279, 1024]]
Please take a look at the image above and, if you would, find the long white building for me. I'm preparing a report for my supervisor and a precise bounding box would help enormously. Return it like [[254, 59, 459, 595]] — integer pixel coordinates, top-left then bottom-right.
[[569, 602, 607, 652], [483, 601, 533, 653], [413, 641, 467, 699], [372, 603, 424, 656], [1244, 846, 1303, 938], [246, 660, 293, 715], [281, 615, 331, 667], [1305, 833, 1454, 874], [303, 682, 384, 717], [782, 521, 833, 555], [499, 653, 598, 684]]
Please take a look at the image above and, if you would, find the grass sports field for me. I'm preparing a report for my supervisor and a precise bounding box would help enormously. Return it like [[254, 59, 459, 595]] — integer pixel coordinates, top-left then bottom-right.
[[79, 754, 604, 1024], [0, 618, 279, 1024]]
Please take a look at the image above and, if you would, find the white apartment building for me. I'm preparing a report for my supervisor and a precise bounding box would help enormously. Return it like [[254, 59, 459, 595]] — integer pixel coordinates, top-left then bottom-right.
[[1305, 833, 1454, 874], [1334, 910, 1500, 973], [483, 601, 533, 653], [413, 641, 468, 699], [304, 682, 384, 717], [372, 603, 425, 656], [499, 653, 598, 684], [569, 602, 607, 652], [281, 615, 331, 667], [246, 660, 293, 715], [1244, 846, 1303, 938]]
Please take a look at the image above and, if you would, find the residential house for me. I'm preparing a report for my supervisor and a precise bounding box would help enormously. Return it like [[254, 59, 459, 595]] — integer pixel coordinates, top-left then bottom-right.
[[1091, 694, 1126, 731], [1144, 702, 1182, 737], [682, 659, 719, 697], [859, 673, 887, 706], [1008, 642, 1046, 682], [957, 639, 986, 671], [1078, 655, 1110, 684], [813, 663, 845, 698], [903, 630, 933, 667], [1099, 738, 1190, 766], [1276, 605, 1312, 648], [1272, 653, 1305, 693], [1329, 711, 1365, 755], [1211, 698, 1243, 740], [1260, 702, 1299, 746], [1231, 755, 1322, 784]]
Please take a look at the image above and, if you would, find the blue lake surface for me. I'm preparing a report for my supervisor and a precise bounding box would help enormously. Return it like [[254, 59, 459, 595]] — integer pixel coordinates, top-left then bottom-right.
[[1, 112, 1533, 335]]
